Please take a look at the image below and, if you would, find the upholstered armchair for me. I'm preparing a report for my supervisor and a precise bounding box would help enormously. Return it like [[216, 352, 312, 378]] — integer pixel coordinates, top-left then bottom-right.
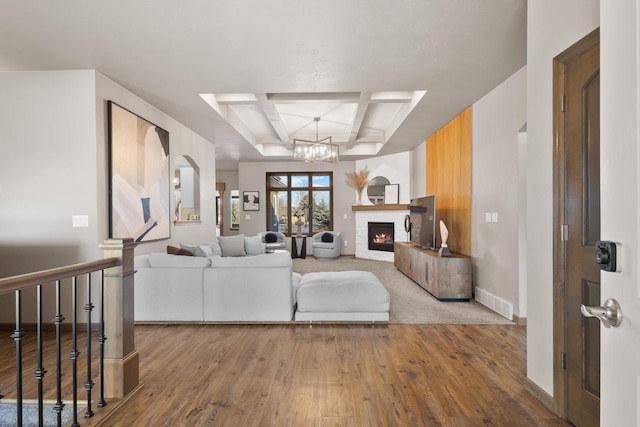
[[258, 231, 287, 252], [311, 231, 342, 259]]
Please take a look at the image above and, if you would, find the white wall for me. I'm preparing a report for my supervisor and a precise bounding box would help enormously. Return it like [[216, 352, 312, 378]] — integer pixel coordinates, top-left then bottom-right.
[[0, 70, 216, 322], [238, 160, 356, 255], [471, 66, 526, 317], [526, 0, 599, 396], [356, 152, 412, 205], [411, 142, 427, 199], [600, 1, 639, 423]]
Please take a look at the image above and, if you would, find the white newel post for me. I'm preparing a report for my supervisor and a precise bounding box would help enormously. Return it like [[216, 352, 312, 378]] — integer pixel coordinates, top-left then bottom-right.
[[99, 238, 140, 399]]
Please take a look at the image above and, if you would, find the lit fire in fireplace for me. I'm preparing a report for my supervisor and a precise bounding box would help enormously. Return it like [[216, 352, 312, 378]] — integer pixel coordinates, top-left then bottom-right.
[[372, 233, 393, 244]]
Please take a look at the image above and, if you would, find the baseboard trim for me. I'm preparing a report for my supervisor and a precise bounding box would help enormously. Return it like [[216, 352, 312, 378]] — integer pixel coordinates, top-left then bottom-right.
[[513, 315, 527, 325], [524, 377, 555, 413]]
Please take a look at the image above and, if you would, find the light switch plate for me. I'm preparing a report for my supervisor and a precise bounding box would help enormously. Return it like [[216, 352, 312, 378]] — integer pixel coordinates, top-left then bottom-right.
[[72, 215, 89, 228], [485, 212, 492, 223], [245, 214, 251, 220], [491, 212, 498, 223]]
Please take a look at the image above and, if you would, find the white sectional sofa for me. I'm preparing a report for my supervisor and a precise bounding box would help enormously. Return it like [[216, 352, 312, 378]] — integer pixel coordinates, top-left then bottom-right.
[[134, 251, 300, 322]]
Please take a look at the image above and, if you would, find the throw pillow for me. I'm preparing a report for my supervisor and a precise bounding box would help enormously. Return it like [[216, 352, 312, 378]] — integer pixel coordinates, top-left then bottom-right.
[[321, 232, 334, 243], [218, 234, 246, 257], [245, 236, 266, 255], [199, 245, 214, 257], [167, 245, 193, 256], [264, 232, 278, 243], [180, 243, 206, 257], [206, 240, 223, 257]]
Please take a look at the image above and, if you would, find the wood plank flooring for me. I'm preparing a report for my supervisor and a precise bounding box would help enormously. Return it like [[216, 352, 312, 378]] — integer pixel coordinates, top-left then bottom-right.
[[0, 324, 569, 426]]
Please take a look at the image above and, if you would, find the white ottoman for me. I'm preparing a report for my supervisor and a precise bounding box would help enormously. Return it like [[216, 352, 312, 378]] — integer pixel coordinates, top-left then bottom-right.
[[295, 271, 390, 321]]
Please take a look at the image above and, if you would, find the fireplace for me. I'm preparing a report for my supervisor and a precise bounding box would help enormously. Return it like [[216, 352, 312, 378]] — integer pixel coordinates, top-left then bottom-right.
[[368, 222, 395, 252]]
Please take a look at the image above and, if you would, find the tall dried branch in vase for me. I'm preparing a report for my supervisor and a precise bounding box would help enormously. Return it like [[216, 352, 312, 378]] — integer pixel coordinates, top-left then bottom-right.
[[345, 167, 370, 205]]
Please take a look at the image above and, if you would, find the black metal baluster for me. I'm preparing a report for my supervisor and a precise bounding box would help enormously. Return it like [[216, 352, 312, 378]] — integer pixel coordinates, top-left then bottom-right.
[[84, 273, 95, 418], [11, 290, 25, 426], [35, 284, 47, 427], [53, 280, 66, 426], [97, 270, 107, 408], [70, 277, 80, 427]]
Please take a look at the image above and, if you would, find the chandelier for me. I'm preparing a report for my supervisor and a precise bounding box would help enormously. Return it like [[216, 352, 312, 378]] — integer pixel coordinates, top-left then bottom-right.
[[293, 117, 339, 163]]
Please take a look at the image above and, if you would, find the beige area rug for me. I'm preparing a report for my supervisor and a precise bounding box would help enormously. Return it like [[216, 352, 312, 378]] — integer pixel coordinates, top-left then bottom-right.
[[293, 256, 513, 325]]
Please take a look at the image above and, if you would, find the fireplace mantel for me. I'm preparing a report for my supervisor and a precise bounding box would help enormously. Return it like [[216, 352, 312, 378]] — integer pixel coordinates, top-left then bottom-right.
[[351, 204, 409, 211]]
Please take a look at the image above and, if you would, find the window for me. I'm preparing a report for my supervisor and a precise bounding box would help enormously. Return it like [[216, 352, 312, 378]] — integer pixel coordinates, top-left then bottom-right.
[[231, 190, 239, 230], [266, 172, 333, 236]]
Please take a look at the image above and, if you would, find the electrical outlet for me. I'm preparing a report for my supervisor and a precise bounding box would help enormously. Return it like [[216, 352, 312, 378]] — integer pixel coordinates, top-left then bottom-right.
[[245, 214, 251, 220], [344, 240, 348, 247], [343, 213, 347, 219]]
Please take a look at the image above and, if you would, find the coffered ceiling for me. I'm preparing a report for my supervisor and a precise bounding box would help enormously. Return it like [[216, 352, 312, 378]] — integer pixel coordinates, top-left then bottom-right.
[[0, 1, 527, 170]]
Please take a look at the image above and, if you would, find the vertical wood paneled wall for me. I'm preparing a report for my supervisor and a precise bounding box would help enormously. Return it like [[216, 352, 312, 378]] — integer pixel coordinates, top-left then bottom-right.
[[426, 107, 472, 256]]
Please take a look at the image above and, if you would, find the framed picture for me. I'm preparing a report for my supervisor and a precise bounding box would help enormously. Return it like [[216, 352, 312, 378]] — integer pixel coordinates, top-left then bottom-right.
[[108, 101, 170, 242], [384, 184, 399, 204], [243, 191, 260, 211]]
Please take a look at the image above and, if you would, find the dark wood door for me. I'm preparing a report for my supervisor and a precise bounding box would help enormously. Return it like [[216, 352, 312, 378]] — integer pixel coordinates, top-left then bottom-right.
[[562, 36, 600, 427]]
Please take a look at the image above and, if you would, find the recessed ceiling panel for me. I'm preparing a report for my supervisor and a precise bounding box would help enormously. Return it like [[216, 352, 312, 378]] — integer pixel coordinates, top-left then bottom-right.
[[361, 103, 405, 134], [229, 104, 278, 139]]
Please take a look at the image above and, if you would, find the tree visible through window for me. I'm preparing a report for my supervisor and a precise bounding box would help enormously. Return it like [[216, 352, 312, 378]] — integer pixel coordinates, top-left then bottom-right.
[[266, 172, 333, 236], [231, 190, 239, 229]]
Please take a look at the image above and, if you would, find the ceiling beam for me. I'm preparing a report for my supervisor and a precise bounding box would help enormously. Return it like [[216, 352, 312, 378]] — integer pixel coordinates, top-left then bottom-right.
[[255, 93, 291, 145], [347, 92, 371, 147]]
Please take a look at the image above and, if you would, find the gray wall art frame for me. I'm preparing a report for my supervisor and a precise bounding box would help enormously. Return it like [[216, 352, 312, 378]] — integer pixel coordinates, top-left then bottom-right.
[[243, 191, 260, 211], [108, 101, 170, 242]]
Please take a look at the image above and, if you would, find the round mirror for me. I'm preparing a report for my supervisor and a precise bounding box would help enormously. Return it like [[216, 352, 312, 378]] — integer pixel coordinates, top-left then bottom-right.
[[367, 176, 390, 205]]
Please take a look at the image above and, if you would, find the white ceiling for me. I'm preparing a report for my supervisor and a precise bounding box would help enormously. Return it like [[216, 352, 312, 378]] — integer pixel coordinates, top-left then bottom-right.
[[0, 0, 527, 170]]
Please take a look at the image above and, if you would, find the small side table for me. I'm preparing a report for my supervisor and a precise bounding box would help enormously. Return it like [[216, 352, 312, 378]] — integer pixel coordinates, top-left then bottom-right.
[[291, 235, 307, 259]]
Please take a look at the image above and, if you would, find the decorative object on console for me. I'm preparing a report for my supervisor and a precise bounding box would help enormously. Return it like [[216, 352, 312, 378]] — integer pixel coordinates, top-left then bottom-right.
[[295, 218, 304, 236], [293, 117, 339, 163], [404, 214, 412, 242], [438, 220, 451, 257], [345, 166, 370, 205], [108, 101, 170, 242]]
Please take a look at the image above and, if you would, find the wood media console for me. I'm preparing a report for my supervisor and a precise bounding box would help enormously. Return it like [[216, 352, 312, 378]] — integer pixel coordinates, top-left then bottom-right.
[[394, 242, 472, 301]]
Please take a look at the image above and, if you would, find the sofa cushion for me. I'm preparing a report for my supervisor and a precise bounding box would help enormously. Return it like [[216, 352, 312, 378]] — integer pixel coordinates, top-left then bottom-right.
[[148, 253, 211, 268], [245, 236, 266, 255], [264, 232, 278, 243], [321, 232, 334, 243], [134, 255, 152, 268], [180, 243, 207, 257], [218, 234, 246, 257], [206, 240, 223, 257], [167, 245, 193, 256], [209, 252, 292, 268]]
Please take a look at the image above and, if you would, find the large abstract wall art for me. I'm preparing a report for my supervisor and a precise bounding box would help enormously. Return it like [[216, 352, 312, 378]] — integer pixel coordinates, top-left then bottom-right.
[[108, 101, 170, 242]]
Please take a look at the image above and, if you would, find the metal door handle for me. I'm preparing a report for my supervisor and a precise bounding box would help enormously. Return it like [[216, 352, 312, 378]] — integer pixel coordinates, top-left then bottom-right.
[[580, 298, 623, 328]]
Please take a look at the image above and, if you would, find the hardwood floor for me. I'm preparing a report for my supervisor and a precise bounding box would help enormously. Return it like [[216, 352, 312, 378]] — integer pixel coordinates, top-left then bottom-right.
[[66, 323, 567, 426]]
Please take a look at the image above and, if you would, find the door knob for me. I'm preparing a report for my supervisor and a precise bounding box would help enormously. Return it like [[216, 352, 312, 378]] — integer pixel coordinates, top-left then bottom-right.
[[580, 298, 623, 328]]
